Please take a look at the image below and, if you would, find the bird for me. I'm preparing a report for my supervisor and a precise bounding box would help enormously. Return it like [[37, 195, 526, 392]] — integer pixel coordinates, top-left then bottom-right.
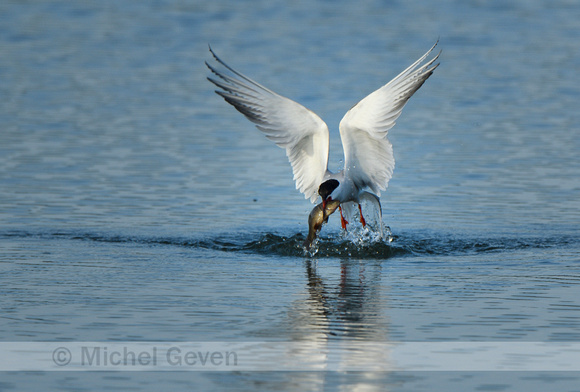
[[206, 42, 440, 230]]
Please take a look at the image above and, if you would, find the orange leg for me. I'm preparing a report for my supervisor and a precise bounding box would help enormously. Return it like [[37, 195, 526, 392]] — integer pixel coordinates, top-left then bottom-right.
[[358, 204, 366, 227], [339, 206, 349, 230]]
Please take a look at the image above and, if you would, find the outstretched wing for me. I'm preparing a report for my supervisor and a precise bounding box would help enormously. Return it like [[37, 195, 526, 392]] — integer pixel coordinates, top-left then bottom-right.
[[206, 47, 329, 202], [339, 41, 440, 195]]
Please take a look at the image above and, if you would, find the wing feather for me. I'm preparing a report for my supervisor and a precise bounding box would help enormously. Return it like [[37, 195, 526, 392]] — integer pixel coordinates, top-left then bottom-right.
[[339, 41, 440, 195], [206, 47, 329, 202]]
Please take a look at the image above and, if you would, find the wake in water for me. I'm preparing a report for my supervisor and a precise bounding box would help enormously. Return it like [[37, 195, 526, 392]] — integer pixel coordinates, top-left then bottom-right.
[[2, 229, 576, 260]]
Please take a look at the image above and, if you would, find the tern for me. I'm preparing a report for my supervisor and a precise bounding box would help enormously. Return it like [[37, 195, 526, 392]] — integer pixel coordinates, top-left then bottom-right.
[[206, 42, 440, 229]]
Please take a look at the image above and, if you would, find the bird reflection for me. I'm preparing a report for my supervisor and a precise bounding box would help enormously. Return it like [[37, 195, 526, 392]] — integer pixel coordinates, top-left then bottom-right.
[[223, 259, 394, 391], [281, 257, 393, 388], [300, 258, 389, 341]]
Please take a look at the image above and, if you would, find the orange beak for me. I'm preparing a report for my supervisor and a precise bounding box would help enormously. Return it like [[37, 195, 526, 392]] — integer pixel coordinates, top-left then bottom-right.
[[322, 197, 330, 211]]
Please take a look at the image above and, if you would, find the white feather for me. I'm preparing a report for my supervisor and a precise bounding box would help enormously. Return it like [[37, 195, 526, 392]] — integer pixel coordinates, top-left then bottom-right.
[[339, 42, 440, 195], [206, 47, 329, 202]]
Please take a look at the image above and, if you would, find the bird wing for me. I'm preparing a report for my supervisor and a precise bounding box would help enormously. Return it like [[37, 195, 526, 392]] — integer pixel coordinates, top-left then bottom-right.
[[338, 41, 440, 195], [206, 47, 329, 202]]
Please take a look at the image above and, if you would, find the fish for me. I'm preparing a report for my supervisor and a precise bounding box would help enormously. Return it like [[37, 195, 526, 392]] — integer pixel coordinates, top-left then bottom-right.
[[303, 199, 341, 249]]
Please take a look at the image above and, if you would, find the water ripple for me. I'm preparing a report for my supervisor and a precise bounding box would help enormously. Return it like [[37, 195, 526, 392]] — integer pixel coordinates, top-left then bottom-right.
[[1, 229, 577, 259]]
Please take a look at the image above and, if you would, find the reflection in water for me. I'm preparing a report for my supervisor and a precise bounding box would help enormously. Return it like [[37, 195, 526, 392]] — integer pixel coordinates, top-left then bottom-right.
[[301, 259, 389, 341], [281, 259, 392, 389]]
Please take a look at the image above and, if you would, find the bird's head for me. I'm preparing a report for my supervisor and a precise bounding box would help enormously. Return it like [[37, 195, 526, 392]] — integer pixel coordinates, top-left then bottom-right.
[[318, 179, 340, 210]]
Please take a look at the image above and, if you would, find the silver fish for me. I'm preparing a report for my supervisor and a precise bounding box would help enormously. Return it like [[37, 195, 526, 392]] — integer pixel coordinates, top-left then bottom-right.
[[303, 199, 341, 249]]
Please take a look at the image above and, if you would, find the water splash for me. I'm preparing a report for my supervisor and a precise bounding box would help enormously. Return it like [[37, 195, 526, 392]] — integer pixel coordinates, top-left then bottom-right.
[[341, 224, 393, 246], [341, 191, 388, 239], [332, 191, 394, 247]]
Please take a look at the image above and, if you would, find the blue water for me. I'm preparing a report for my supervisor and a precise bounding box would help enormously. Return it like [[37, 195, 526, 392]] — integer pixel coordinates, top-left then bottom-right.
[[1, 0, 580, 390]]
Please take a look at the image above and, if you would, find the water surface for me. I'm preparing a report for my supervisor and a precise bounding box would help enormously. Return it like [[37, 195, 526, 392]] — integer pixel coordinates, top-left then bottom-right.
[[1, 0, 579, 391]]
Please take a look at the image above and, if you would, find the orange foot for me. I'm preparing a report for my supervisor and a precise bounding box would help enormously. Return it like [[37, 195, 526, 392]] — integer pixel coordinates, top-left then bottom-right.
[[339, 206, 349, 230], [358, 204, 366, 227]]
